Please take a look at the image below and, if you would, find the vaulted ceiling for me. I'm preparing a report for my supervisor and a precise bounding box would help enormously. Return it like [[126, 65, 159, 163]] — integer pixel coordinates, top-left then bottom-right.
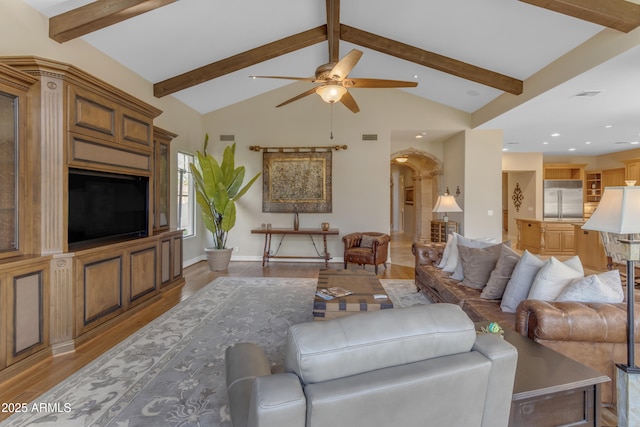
[[22, 0, 640, 155]]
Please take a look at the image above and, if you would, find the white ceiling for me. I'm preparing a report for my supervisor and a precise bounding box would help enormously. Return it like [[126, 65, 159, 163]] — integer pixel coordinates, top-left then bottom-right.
[[22, 0, 640, 156]]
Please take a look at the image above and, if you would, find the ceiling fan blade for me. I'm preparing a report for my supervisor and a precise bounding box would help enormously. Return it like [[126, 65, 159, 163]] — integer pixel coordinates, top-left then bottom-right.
[[329, 49, 363, 81], [251, 75, 315, 82], [344, 78, 418, 88], [276, 87, 318, 108], [339, 90, 360, 113]]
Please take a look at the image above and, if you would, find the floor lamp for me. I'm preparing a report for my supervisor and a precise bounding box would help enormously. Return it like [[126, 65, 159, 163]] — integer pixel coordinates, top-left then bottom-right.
[[432, 193, 462, 242], [582, 184, 640, 426]]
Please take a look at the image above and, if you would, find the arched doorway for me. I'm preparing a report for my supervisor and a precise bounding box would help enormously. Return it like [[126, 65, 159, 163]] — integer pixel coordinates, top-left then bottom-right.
[[390, 149, 442, 242]]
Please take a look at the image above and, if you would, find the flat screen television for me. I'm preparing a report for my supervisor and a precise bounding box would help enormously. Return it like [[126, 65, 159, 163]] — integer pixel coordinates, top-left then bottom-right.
[[68, 168, 149, 248]]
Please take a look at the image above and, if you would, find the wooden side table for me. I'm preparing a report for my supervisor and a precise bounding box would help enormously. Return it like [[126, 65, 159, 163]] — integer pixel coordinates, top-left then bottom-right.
[[251, 228, 339, 267]]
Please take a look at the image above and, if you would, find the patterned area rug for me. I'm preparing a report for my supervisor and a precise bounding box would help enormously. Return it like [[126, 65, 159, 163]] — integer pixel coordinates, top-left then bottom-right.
[[3, 276, 429, 427]]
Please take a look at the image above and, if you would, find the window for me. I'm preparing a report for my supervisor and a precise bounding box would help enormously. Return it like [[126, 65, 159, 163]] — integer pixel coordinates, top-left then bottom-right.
[[177, 152, 195, 237]]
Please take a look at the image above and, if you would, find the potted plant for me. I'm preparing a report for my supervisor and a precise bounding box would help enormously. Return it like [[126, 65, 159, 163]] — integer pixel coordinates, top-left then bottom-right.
[[190, 134, 260, 271]]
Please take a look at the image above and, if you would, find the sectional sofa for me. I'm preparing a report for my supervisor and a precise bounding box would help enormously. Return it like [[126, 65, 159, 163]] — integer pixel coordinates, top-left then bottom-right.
[[412, 240, 640, 406]]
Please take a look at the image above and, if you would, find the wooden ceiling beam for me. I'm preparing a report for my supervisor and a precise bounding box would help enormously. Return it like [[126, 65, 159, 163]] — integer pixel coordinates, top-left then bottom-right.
[[326, 0, 341, 63], [49, 0, 177, 43], [520, 0, 640, 32], [154, 26, 327, 98], [340, 25, 523, 95]]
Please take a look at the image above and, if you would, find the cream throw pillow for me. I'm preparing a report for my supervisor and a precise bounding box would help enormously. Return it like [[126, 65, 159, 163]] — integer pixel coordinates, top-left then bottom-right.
[[527, 256, 584, 301], [500, 250, 545, 313], [556, 270, 624, 303]]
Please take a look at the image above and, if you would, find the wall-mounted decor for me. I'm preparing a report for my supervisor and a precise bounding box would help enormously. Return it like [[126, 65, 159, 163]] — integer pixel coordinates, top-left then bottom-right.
[[405, 187, 414, 205], [512, 182, 524, 212], [262, 151, 332, 213]]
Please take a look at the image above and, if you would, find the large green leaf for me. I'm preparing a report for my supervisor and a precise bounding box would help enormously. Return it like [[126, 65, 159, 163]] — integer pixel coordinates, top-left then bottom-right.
[[233, 171, 261, 201]]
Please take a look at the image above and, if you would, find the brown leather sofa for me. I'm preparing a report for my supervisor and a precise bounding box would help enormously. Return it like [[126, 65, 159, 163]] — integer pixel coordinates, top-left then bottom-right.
[[413, 241, 640, 406]]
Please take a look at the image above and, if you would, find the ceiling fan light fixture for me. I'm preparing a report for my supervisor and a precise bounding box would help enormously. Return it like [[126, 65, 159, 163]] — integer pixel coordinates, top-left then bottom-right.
[[316, 85, 347, 103]]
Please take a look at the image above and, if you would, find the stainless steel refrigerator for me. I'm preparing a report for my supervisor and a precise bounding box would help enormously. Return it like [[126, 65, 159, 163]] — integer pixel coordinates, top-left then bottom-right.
[[543, 180, 583, 220]]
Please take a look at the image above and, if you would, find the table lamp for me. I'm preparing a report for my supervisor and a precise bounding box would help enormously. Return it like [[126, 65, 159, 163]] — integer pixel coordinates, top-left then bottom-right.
[[582, 184, 640, 425], [432, 192, 462, 242]]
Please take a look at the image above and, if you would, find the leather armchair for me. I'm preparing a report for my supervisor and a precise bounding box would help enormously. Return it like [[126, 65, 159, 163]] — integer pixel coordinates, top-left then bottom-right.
[[343, 232, 390, 273], [226, 304, 518, 427]]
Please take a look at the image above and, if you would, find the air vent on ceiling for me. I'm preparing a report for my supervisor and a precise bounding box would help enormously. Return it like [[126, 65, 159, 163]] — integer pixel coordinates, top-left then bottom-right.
[[573, 90, 603, 97], [220, 134, 235, 142], [615, 141, 629, 145], [362, 134, 378, 141]]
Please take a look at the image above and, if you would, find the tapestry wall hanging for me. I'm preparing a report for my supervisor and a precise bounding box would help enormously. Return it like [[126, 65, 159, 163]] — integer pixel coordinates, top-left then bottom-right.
[[262, 151, 332, 213]]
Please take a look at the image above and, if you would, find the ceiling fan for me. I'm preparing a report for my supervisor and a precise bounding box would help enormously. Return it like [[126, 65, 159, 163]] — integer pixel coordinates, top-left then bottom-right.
[[251, 49, 418, 113]]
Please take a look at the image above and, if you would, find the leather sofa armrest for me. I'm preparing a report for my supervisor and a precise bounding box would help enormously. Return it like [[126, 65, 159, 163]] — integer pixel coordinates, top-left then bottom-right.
[[515, 300, 638, 343], [248, 373, 306, 427], [342, 233, 361, 250], [412, 242, 445, 267], [472, 334, 518, 427], [226, 343, 273, 427]]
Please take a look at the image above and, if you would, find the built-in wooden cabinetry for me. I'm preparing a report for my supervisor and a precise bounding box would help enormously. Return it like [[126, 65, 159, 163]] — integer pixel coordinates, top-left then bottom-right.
[[0, 57, 185, 378], [543, 163, 586, 181], [153, 127, 177, 232], [516, 218, 575, 256], [430, 221, 458, 243], [585, 171, 602, 202], [602, 167, 626, 188], [623, 158, 640, 185], [573, 224, 607, 271]]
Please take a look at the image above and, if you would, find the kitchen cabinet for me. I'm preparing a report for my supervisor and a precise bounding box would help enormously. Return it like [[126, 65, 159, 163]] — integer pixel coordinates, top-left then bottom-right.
[[516, 218, 575, 256]]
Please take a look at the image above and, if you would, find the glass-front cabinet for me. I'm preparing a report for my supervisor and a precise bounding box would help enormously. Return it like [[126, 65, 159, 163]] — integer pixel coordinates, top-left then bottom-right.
[[0, 64, 36, 259], [0, 92, 18, 254], [153, 126, 178, 232]]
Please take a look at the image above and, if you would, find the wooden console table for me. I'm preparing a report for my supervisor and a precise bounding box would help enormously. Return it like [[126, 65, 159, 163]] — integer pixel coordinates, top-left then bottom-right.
[[251, 228, 339, 267]]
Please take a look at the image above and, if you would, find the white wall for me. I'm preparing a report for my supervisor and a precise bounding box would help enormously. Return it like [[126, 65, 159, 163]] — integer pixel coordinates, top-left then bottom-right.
[[203, 84, 473, 261]]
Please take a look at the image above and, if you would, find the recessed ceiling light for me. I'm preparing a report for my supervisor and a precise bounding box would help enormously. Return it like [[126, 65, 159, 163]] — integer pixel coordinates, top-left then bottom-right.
[[543, 141, 549, 145], [568, 148, 576, 151], [632, 141, 640, 145], [415, 134, 423, 139], [502, 148, 508, 152], [551, 133, 560, 137], [605, 125, 613, 128], [573, 90, 603, 97], [585, 141, 592, 144], [413, 75, 419, 79]]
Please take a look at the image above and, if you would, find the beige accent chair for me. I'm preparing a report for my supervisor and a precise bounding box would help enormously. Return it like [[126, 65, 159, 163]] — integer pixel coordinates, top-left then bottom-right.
[[225, 303, 518, 427]]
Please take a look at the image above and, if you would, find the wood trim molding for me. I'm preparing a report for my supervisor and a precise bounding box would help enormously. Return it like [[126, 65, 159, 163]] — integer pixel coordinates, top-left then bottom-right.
[[340, 25, 523, 95], [49, 0, 177, 43], [326, 0, 340, 63], [520, 0, 640, 33], [154, 26, 328, 97]]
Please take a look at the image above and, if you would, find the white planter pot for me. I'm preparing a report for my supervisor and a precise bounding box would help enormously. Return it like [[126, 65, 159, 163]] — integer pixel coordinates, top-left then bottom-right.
[[205, 247, 233, 271]]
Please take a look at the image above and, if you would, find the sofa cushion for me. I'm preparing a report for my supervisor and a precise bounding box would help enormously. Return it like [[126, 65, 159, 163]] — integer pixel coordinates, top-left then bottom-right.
[[556, 270, 624, 303], [437, 234, 454, 268], [527, 256, 583, 301], [360, 234, 377, 248], [458, 242, 504, 290], [451, 235, 498, 280], [284, 304, 476, 384], [481, 245, 521, 300], [500, 250, 546, 313]]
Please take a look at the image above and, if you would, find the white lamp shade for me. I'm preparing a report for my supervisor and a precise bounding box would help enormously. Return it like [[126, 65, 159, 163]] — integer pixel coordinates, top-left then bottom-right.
[[583, 186, 640, 233], [432, 195, 462, 213]]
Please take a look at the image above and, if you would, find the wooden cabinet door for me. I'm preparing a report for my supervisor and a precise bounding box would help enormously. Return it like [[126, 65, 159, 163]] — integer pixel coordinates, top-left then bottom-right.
[[602, 168, 625, 188], [625, 160, 640, 185]]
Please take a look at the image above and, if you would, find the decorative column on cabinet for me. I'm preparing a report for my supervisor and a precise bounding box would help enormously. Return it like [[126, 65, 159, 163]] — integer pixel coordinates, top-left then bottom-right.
[[153, 126, 177, 233]]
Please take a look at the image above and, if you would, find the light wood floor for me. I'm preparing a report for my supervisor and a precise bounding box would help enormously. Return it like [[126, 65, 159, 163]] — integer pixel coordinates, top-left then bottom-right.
[[0, 233, 618, 425]]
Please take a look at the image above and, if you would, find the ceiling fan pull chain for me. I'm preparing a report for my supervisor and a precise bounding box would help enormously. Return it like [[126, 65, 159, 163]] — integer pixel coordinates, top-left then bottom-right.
[[330, 102, 334, 140]]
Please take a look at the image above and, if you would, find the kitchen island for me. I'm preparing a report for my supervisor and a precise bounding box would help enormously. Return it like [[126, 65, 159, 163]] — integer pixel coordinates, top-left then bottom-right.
[[515, 218, 577, 256]]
